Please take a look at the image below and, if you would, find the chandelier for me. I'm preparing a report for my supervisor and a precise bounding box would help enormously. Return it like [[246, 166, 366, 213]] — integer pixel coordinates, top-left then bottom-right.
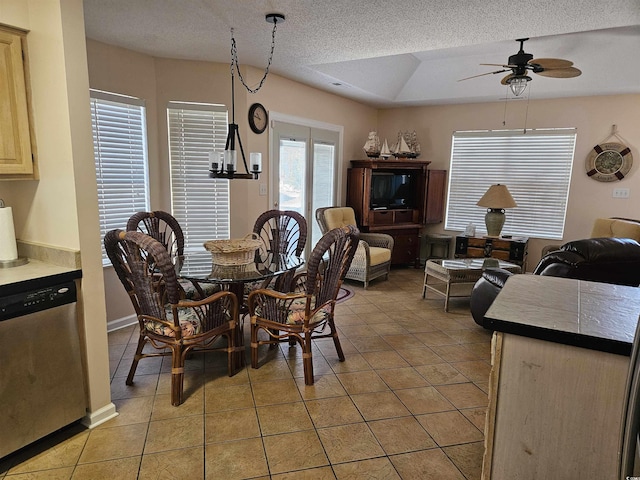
[[210, 13, 285, 180]]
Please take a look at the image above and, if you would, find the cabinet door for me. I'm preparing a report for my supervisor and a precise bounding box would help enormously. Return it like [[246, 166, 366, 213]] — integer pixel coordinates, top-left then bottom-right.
[[391, 229, 420, 265], [425, 170, 446, 223], [0, 28, 33, 176]]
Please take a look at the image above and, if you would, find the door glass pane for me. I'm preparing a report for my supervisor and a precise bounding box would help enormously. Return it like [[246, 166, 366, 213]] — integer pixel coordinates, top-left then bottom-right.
[[311, 141, 335, 247], [278, 138, 306, 215]]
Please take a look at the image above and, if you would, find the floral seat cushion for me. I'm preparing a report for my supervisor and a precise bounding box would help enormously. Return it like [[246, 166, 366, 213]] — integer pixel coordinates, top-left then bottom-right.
[[285, 297, 331, 325], [180, 279, 220, 300], [144, 306, 204, 337]]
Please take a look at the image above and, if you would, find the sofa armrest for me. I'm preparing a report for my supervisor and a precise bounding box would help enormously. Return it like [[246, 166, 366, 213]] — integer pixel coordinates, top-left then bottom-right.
[[470, 268, 516, 328]]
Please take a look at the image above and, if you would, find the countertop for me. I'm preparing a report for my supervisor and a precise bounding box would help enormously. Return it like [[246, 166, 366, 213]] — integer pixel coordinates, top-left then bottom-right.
[[0, 258, 82, 294], [485, 274, 640, 356]]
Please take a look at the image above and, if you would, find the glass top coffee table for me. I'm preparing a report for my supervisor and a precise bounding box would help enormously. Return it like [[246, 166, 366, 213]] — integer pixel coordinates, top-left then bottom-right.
[[422, 258, 521, 311]]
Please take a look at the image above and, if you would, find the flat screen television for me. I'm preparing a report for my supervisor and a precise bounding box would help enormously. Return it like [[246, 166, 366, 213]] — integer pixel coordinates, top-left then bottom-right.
[[370, 172, 417, 209]]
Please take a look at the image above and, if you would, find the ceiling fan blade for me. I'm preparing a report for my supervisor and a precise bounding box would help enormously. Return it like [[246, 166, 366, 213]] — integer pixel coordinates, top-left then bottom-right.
[[530, 58, 574, 69], [458, 69, 510, 81], [480, 63, 515, 68], [535, 66, 582, 78], [501, 73, 516, 85]]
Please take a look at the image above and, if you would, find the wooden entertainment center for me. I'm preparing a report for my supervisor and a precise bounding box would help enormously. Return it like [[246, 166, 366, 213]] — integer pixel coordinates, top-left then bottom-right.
[[346, 159, 446, 266]]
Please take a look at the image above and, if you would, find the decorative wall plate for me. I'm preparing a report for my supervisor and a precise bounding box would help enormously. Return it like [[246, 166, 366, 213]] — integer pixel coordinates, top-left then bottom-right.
[[585, 142, 633, 182]]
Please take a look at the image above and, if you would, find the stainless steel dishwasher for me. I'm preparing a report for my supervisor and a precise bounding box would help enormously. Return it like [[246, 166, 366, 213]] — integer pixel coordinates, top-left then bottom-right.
[[0, 279, 86, 458]]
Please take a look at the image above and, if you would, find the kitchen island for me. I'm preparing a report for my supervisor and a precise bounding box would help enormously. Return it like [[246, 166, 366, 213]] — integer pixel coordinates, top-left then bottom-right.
[[482, 274, 640, 480]]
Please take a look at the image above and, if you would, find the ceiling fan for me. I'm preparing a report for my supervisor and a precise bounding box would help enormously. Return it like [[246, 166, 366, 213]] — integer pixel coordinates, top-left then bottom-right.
[[460, 38, 582, 96]]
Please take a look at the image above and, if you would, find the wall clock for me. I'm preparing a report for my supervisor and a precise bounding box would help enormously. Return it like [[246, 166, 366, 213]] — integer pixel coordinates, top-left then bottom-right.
[[585, 142, 633, 182], [248, 103, 268, 134]]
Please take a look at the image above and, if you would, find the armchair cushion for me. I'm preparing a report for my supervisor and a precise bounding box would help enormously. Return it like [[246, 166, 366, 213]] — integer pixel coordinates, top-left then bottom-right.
[[369, 246, 392, 266], [323, 207, 358, 229], [591, 218, 640, 242]]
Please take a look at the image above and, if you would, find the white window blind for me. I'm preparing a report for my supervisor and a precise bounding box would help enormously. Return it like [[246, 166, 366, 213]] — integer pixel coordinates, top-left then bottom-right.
[[446, 129, 576, 240], [90, 90, 149, 265], [167, 102, 229, 253]]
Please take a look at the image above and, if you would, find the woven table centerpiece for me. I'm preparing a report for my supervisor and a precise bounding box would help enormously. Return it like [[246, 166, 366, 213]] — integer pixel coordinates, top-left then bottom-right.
[[203, 233, 262, 266]]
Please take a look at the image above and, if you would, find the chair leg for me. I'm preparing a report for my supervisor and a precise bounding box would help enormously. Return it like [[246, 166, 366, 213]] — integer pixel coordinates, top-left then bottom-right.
[[330, 320, 345, 361], [303, 334, 314, 385], [227, 331, 236, 377], [269, 328, 279, 349], [170, 346, 185, 406], [126, 334, 146, 385], [251, 324, 260, 369]]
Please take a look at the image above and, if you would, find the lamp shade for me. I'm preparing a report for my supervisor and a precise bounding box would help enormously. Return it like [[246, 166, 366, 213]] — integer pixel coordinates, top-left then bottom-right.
[[476, 184, 517, 209]]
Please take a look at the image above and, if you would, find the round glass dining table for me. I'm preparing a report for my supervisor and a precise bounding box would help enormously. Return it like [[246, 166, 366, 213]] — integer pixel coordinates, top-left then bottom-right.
[[174, 251, 304, 367], [174, 251, 304, 289]]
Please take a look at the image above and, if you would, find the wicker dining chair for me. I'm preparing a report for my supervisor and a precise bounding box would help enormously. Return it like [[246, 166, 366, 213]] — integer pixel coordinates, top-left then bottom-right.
[[127, 210, 218, 299], [104, 229, 240, 406], [248, 225, 359, 385], [249, 209, 308, 293], [316, 206, 393, 289]]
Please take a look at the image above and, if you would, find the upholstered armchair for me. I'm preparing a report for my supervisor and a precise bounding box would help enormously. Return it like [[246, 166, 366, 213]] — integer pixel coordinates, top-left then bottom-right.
[[542, 217, 640, 256], [316, 206, 393, 289]]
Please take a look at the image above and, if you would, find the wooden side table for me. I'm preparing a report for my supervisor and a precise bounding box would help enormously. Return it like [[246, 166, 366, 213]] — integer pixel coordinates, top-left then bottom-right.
[[454, 235, 528, 269], [422, 233, 452, 261]]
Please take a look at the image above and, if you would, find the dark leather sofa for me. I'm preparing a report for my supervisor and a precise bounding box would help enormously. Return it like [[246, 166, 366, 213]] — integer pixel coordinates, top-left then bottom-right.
[[470, 237, 640, 327]]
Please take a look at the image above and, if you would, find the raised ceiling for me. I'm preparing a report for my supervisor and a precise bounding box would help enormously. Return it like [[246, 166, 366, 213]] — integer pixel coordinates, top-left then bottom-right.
[[82, 0, 640, 107]]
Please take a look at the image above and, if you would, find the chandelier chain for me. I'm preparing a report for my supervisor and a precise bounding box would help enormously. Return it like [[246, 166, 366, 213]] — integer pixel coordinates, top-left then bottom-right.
[[230, 20, 278, 94]]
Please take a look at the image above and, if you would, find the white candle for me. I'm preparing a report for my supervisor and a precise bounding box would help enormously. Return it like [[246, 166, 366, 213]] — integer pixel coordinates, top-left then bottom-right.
[[250, 152, 262, 173]]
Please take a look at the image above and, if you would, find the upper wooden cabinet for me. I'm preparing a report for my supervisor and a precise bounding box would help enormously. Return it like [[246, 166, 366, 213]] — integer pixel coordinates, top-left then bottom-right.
[[0, 26, 36, 179], [346, 159, 446, 265]]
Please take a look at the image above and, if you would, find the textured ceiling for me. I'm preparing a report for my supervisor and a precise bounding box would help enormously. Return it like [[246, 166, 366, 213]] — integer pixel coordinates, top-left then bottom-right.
[[82, 0, 640, 107]]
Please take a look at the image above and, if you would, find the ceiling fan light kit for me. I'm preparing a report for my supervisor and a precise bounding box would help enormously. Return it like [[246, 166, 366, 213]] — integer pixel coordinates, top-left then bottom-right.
[[460, 38, 581, 96]]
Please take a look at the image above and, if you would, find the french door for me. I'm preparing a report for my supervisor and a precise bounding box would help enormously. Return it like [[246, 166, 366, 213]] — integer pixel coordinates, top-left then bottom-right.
[[271, 120, 340, 256]]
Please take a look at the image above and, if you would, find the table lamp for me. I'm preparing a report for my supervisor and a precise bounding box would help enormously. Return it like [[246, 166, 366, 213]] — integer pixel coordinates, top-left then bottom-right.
[[476, 184, 517, 237]]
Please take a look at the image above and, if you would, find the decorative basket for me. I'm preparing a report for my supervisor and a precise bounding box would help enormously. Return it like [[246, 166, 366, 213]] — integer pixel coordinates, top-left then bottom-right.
[[203, 233, 262, 266]]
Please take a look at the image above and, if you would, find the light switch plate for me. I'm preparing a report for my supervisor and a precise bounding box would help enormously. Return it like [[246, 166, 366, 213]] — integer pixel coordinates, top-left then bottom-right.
[[259, 183, 267, 196], [613, 188, 630, 199]]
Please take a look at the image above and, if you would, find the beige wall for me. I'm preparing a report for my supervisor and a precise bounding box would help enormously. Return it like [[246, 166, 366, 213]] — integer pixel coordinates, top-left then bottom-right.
[[0, 0, 112, 418], [378, 95, 640, 269], [86, 40, 378, 324], [86, 42, 640, 324]]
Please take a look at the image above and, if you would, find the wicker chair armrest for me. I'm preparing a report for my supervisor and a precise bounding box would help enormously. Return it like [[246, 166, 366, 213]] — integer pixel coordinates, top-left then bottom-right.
[[353, 240, 371, 264], [176, 290, 236, 308], [175, 290, 239, 332], [248, 288, 309, 325], [360, 232, 394, 250]]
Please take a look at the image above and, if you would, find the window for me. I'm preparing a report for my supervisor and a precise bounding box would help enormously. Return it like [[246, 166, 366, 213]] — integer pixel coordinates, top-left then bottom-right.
[[167, 102, 229, 253], [90, 90, 149, 265], [446, 129, 576, 240]]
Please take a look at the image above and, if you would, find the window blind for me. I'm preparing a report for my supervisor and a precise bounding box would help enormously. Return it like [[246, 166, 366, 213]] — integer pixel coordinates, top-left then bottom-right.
[[167, 102, 229, 253], [90, 90, 149, 265], [445, 129, 576, 240]]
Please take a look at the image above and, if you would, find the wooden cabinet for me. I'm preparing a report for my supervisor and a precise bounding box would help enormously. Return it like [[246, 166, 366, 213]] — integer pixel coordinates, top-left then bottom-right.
[[346, 159, 446, 266], [454, 235, 528, 268], [0, 26, 36, 179]]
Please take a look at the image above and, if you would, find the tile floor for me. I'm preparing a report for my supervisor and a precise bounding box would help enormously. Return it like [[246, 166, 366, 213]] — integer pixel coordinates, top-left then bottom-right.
[[1, 267, 492, 479]]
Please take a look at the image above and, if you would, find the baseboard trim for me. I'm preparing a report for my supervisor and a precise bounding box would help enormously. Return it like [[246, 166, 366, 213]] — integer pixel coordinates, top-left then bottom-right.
[[81, 403, 118, 429], [107, 314, 137, 333]]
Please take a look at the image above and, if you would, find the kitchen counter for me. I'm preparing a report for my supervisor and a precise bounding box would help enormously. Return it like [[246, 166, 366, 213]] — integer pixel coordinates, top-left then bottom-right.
[[481, 275, 640, 480], [484, 274, 640, 355], [0, 258, 82, 294]]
